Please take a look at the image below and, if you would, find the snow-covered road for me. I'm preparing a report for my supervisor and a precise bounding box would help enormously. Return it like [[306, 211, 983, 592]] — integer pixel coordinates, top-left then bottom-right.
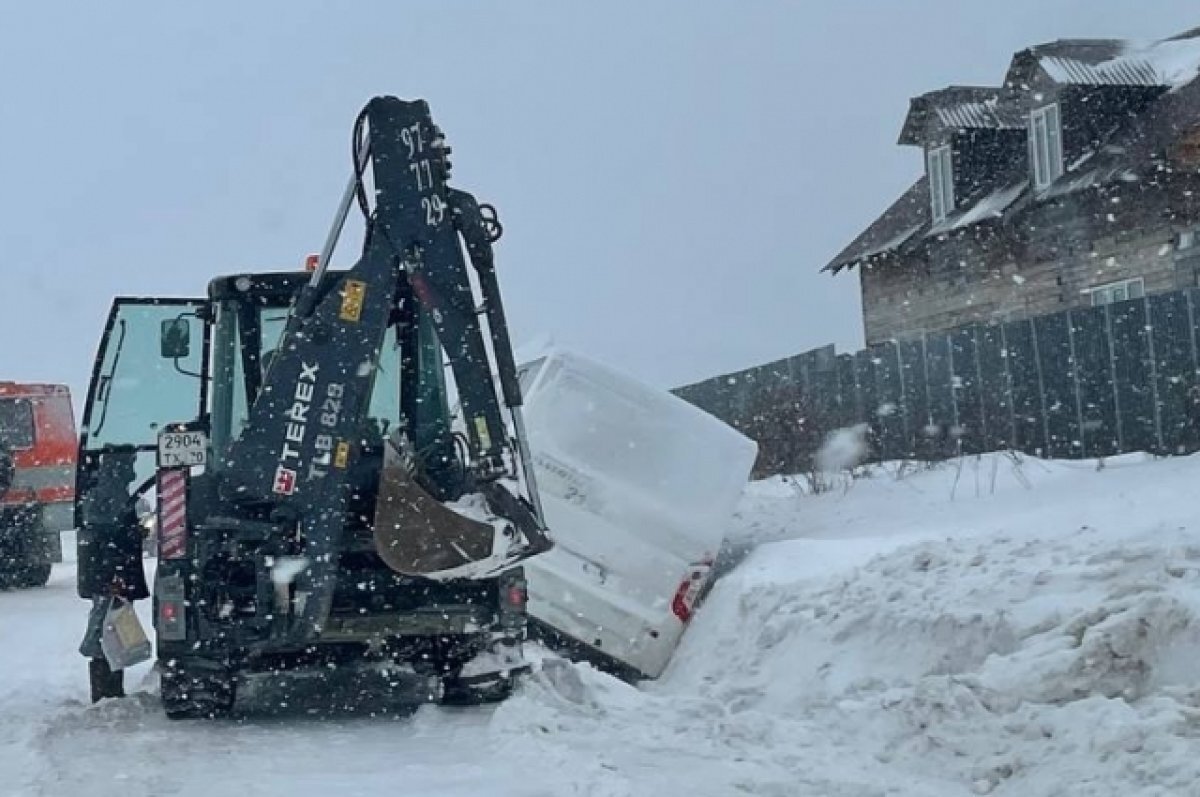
[[6, 453, 1200, 796]]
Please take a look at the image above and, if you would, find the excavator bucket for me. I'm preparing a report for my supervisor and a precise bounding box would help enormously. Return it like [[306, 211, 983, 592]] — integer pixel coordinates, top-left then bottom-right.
[[372, 438, 510, 580]]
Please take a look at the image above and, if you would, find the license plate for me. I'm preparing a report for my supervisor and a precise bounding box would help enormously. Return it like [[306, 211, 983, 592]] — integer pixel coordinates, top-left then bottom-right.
[[157, 430, 207, 468]]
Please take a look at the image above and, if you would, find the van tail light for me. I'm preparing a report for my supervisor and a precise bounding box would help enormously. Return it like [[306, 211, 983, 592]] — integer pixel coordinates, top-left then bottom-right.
[[157, 469, 189, 560], [671, 556, 714, 623]]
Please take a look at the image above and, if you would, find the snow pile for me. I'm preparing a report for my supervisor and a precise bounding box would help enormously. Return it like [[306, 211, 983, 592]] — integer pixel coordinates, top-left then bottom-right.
[[7, 453, 1200, 795], [495, 453, 1200, 795]]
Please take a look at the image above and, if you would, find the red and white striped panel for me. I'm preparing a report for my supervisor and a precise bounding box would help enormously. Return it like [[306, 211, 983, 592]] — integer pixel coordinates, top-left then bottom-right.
[[157, 469, 188, 560]]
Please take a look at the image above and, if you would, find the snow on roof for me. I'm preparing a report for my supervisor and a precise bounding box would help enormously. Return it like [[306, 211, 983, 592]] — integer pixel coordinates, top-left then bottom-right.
[[1039, 55, 1159, 87], [858, 223, 923, 261], [1040, 37, 1200, 90], [1127, 37, 1200, 90], [932, 98, 1023, 130], [934, 180, 1028, 235]]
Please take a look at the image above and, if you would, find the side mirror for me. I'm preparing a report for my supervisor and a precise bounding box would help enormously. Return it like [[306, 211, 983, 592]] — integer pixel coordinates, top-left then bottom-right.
[[160, 318, 191, 359]]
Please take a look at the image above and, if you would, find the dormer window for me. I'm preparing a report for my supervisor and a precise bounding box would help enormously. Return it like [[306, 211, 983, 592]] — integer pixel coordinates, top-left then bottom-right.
[[927, 145, 954, 222], [1029, 103, 1063, 190]]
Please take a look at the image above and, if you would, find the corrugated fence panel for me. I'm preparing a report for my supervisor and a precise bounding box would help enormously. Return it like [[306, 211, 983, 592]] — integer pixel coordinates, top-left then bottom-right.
[[924, 333, 958, 459], [1034, 311, 1078, 459], [870, 342, 906, 461], [1070, 304, 1119, 458], [1110, 299, 1157, 454], [1150, 291, 1193, 454], [855, 348, 880, 455], [950, 325, 985, 455], [977, 324, 1014, 451], [1003, 318, 1046, 455], [835, 353, 861, 431], [898, 339, 930, 459], [671, 287, 1200, 474]]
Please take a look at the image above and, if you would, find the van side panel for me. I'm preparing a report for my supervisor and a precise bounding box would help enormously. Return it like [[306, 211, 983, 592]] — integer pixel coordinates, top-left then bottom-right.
[[0, 384, 77, 558]]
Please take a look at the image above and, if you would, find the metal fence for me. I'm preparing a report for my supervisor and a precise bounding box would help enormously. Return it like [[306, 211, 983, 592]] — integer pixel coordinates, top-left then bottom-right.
[[673, 287, 1200, 471]]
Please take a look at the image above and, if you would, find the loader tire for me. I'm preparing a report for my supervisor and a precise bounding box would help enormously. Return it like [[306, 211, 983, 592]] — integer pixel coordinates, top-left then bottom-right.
[[439, 674, 515, 706], [161, 661, 236, 720], [16, 562, 51, 588]]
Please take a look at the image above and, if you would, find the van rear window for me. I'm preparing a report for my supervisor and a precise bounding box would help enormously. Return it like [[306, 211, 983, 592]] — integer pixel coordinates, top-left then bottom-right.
[[0, 399, 35, 450]]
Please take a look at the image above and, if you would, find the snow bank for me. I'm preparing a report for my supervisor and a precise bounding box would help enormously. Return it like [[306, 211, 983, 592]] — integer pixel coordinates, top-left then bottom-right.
[[8, 453, 1200, 796], [670, 453, 1200, 795], [494, 453, 1200, 795]]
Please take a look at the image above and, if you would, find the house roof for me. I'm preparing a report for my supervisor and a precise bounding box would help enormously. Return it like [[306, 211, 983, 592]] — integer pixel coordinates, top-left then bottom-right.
[[1006, 36, 1200, 90], [898, 87, 1024, 146], [825, 28, 1200, 275], [825, 178, 929, 274]]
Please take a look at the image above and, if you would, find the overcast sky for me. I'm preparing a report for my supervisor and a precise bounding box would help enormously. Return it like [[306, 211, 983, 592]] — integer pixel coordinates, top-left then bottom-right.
[[0, 2, 1195, 405]]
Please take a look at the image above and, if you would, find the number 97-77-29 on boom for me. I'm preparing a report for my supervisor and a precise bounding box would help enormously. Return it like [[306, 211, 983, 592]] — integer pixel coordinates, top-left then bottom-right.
[[73, 96, 552, 719]]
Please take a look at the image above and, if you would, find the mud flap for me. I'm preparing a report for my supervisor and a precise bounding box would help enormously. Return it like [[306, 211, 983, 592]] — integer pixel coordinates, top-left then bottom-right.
[[372, 440, 508, 580]]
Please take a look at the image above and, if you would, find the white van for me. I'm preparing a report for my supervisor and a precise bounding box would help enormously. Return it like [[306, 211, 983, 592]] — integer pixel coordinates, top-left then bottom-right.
[[518, 349, 757, 679]]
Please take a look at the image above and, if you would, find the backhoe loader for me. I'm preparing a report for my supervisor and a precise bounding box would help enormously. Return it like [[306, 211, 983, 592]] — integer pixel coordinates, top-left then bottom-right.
[[75, 97, 551, 718]]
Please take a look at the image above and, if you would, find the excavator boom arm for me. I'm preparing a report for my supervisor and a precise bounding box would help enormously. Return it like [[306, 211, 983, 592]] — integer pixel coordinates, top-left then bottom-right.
[[222, 97, 548, 641]]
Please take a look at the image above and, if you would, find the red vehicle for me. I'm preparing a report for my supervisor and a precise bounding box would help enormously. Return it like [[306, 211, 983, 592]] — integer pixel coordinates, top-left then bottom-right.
[[0, 382, 76, 588]]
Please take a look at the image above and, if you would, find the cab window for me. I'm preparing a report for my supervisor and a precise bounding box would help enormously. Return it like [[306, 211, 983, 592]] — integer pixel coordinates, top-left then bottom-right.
[[0, 399, 35, 450]]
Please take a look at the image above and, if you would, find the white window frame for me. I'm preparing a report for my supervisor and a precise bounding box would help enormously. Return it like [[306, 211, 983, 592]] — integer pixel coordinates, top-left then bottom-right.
[[927, 144, 954, 223], [1029, 103, 1063, 191], [1087, 277, 1145, 307]]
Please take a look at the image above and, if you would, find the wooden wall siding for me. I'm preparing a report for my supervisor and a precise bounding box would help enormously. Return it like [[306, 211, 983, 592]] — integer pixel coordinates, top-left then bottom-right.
[[861, 177, 1200, 346], [1172, 126, 1200, 165]]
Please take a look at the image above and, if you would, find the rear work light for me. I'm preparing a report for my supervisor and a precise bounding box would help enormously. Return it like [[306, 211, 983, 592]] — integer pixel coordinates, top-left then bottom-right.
[[503, 577, 527, 611], [157, 572, 187, 642]]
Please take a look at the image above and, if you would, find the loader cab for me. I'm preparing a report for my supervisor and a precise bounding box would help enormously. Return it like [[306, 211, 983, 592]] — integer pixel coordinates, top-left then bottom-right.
[[204, 272, 408, 466], [76, 271, 459, 551]]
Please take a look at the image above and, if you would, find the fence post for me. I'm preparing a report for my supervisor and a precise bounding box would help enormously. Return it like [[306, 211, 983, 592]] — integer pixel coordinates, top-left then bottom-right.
[[1066, 309, 1087, 457], [1029, 317, 1051, 456], [1144, 297, 1164, 453], [1188, 290, 1200, 378], [891, 339, 910, 457], [999, 322, 1018, 450], [971, 326, 989, 450], [947, 333, 961, 433], [1103, 303, 1125, 453]]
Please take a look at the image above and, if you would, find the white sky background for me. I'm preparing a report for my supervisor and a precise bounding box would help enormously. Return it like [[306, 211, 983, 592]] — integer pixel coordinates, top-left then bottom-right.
[[0, 2, 1195, 403]]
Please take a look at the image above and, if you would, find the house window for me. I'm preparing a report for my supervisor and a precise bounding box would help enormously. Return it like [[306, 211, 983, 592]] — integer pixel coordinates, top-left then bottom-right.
[[1088, 277, 1145, 306], [1029, 104, 1063, 190], [927, 145, 954, 222]]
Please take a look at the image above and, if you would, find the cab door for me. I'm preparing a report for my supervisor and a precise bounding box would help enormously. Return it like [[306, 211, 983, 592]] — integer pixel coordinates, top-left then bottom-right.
[[75, 298, 209, 569]]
